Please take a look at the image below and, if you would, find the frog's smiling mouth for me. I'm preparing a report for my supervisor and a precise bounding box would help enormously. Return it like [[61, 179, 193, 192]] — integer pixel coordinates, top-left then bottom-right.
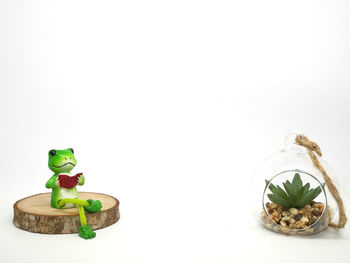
[[53, 162, 76, 168]]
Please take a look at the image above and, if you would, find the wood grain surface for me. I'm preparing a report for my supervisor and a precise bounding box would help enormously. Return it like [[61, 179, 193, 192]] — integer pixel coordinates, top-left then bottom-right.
[[13, 192, 120, 234]]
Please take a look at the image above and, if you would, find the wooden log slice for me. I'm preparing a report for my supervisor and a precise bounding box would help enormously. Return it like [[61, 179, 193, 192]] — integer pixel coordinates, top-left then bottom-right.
[[13, 192, 120, 234]]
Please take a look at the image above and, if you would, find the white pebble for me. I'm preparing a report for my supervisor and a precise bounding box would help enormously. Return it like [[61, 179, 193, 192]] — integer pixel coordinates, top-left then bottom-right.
[[288, 218, 296, 224], [289, 208, 298, 216], [301, 217, 309, 223]]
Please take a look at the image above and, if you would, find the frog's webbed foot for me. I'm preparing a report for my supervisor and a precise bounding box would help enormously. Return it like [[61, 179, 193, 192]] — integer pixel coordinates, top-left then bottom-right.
[[84, 199, 102, 213], [78, 224, 96, 239]]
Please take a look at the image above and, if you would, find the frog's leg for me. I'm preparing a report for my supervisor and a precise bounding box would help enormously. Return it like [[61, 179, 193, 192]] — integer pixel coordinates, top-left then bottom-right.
[[58, 199, 102, 239]]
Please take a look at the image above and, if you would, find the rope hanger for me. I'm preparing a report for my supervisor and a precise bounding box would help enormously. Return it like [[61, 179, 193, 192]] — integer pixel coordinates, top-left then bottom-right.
[[295, 134, 347, 228]]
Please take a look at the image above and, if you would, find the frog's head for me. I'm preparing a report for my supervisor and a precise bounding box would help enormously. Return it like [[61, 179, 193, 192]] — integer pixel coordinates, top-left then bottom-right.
[[48, 148, 77, 173]]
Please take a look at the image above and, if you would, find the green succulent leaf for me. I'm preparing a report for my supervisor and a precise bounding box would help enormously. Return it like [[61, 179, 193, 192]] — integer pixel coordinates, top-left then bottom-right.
[[266, 173, 323, 209], [292, 173, 302, 189], [267, 194, 291, 208], [288, 192, 299, 203], [295, 183, 310, 199], [265, 179, 270, 187], [297, 186, 322, 207], [283, 181, 295, 196], [268, 183, 289, 200]]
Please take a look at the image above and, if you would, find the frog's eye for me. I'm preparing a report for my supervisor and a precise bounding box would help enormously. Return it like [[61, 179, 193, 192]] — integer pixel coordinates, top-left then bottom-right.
[[69, 148, 74, 154], [49, 150, 56, 156]]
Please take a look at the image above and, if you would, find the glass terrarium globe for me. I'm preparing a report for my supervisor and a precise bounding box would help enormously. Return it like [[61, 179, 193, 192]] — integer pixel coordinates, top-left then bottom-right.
[[250, 132, 339, 235]]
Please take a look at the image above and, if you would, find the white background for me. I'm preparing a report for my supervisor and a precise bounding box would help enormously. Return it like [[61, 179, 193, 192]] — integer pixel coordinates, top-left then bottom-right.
[[1, 0, 350, 262]]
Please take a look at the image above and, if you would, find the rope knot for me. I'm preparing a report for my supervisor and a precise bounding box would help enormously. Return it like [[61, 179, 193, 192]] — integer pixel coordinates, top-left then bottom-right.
[[295, 134, 322, 156]]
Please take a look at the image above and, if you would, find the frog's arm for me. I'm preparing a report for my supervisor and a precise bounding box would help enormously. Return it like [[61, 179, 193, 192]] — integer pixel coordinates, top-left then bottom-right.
[[45, 174, 58, 189], [78, 174, 85, 186]]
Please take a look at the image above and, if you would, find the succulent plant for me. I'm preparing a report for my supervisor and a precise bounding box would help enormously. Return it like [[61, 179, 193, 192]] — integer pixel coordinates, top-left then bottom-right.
[[265, 173, 322, 209]]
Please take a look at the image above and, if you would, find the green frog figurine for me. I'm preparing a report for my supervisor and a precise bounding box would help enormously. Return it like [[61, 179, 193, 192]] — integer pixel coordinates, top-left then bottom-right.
[[45, 148, 102, 239]]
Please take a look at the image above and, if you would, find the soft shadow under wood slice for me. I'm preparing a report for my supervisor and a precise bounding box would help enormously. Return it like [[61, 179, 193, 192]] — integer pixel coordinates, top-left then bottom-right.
[[13, 192, 120, 234]]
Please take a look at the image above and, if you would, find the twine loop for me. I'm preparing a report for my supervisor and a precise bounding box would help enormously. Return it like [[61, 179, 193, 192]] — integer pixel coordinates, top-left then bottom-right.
[[295, 134, 347, 228]]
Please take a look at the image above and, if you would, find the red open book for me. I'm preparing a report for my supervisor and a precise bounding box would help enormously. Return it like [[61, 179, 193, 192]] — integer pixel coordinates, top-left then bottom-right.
[[58, 173, 83, 189]]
